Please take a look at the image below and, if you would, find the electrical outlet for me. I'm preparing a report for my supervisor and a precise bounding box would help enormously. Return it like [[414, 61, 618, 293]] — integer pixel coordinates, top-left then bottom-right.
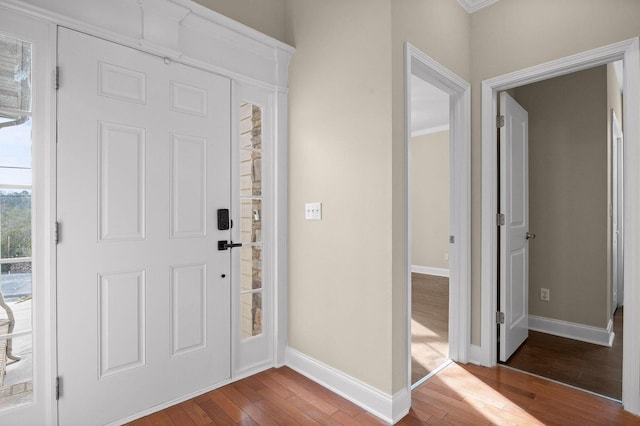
[[540, 288, 550, 302], [444, 253, 449, 261]]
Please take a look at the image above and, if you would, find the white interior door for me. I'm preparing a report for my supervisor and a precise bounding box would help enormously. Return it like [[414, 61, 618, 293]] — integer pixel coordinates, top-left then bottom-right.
[[57, 28, 231, 425], [499, 92, 529, 362]]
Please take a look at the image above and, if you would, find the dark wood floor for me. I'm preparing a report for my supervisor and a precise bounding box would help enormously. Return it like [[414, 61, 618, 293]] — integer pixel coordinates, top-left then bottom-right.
[[129, 363, 640, 425], [506, 308, 623, 400], [411, 273, 448, 384]]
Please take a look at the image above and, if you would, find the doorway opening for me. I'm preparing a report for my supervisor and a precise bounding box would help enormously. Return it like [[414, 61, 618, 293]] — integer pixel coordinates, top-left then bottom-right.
[[409, 76, 451, 385], [404, 43, 471, 392], [480, 37, 640, 414], [496, 62, 624, 400]]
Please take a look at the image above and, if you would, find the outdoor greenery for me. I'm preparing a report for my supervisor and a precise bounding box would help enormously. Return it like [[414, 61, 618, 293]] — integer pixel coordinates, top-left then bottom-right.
[[0, 190, 31, 273]]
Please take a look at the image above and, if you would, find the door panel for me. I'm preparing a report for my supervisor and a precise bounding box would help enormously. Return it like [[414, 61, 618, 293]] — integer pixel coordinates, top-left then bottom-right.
[[499, 92, 529, 362], [57, 28, 231, 425]]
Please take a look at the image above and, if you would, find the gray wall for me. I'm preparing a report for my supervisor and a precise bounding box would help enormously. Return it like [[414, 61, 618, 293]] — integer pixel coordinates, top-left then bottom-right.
[[512, 66, 608, 328]]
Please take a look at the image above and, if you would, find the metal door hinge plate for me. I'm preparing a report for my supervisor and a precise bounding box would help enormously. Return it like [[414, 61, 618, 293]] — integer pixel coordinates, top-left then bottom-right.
[[496, 213, 505, 226], [56, 376, 61, 400], [496, 311, 505, 324], [497, 115, 505, 128]]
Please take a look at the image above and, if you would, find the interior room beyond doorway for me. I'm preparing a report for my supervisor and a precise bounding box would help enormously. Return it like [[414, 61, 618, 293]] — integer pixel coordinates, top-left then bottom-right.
[[410, 75, 450, 385], [497, 62, 624, 400]]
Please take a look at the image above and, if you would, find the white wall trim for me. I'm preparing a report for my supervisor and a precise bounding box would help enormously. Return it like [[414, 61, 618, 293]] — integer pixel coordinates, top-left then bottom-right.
[[529, 315, 614, 347], [1, 0, 294, 91], [286, 348, 409, 424], [405, 43, 472, 407], [456, 0, 499, 13], [480, 37, 640, 414], [411, 123, 449, 138], [467, 344, 484, 365], [411, 265, 450, 278]]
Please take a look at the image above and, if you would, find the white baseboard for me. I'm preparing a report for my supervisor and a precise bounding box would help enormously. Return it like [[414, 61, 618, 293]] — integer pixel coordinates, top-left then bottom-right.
[[286, 347, 410, 424], [411, 265, 450, 278], [529, 315, 614, 347], [467, 344, 485, 366]]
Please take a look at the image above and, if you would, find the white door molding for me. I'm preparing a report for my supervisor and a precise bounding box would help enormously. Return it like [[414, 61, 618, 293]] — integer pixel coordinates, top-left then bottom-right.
[[404, 42, 471, 395], [480, 37, 640, 414]]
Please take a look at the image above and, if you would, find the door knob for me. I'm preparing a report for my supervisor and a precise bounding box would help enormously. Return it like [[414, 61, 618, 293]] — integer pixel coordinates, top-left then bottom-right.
[[526, 232, 536, 240]]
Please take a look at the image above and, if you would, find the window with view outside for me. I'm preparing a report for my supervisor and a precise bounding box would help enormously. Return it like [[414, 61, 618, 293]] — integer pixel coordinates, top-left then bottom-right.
[[0, 33, 34, 409], [239, 102, 263, 339]]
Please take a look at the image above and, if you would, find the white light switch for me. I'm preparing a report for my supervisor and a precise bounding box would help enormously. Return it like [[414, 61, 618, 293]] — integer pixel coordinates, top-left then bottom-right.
[[305, 202, 322, 220]]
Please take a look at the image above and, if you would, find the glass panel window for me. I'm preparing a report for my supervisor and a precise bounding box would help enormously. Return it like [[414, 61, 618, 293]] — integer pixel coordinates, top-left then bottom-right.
[[0, 33, 33, 409], [239, 102, 263, 340]]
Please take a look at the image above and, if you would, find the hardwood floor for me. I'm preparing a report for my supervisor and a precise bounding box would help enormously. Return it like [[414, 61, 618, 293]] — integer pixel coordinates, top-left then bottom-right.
[[411, 273, 449, 385], [400, 362, 640, 425], [506, 308, 623, 400], [126, 367, 386, 426], [129, 363, 640, 425]]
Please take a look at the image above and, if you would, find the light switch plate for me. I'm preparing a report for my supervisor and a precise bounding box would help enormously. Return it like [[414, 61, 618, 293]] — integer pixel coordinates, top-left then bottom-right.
[[305, 202, 322, 220]]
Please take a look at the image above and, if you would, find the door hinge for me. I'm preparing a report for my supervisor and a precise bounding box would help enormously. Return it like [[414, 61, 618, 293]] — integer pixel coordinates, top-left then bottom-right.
[[496, 311, 505, 324], [449, 235, 455, 244], [55, 67, 60, 90], [497, 115, 505, 128], [54, 221, 60, 244], [496, 213, 505, 226], [56, 376, 61, 400]]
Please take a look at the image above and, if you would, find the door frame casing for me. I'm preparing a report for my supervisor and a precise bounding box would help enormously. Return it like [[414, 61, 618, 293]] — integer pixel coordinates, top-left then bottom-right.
[[480, 37, 640, 413], [612, 110, 624, 309], [404, 42, 471, 392]]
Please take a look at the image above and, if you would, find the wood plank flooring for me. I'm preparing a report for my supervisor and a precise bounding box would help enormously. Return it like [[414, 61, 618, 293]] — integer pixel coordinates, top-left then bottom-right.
[[506, 308, 623, 400], [126, 367, 386, 426], [129, 362, 640, 425], [412, 273, 448, 384], [400, 362, 640, 425]]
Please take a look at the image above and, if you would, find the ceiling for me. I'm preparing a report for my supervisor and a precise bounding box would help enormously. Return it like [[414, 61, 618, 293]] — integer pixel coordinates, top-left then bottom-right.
[[410, 75, 449, 136], [456, 0, 499, 13]]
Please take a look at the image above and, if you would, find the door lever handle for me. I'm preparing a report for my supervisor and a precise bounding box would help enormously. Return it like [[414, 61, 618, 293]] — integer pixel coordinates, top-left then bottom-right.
[[526, 232, 536, 240], [218, 240, 243, 250]]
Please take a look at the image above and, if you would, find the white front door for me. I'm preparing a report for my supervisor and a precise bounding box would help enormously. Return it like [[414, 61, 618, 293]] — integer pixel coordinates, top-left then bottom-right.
[[499, 92, 529, 362], [57, 28, 231, 425]]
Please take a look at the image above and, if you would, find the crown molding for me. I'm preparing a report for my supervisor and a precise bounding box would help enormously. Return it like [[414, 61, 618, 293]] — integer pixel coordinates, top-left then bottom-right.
[[456, 0, 499, 13]]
